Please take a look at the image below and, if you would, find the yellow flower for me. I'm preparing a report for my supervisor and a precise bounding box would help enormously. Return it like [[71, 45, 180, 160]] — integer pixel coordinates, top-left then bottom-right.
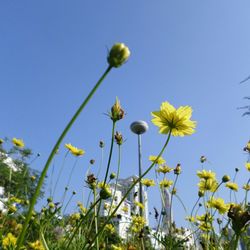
[[65, 143, 85, 156], [111, 245, 123, 250], [104, 224, 115, 234], [198, 179, 218, 192], [199, 222, 212, 232], [2, 233, 17, 249], [159, 178, 173, 189], [141, 178, 155, 187], [122, 205, 129, 213], [185, 216, 196, 223], [243, 184, 250, 191], [134, 201, 144, 210], [245, 162, 250, 171], [107, 43, 130, 68], [225, 182, 238, 192], [207, 197, 229, 214], [131, 215, 145, 233], [28, 240, 45, 250], [157, 165, 173, 174], [197, 170, 216, 180], [196, 213, 213, 223], [151, 101, 196, 136], [149, 155, 166, 165], [12, 138, 25, 148]]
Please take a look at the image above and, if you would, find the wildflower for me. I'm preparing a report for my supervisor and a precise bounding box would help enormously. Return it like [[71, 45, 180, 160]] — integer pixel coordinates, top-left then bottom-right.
[[207, 197, 229, 214], [99, 183, 112, 200], [174, 163, 181, 175], [122, 205, 129, 213], [12, 138, 25, 148], [225, 182, 239, 191], [196, 213, 213, 223], [86, 174, 97, 189], [228, 204, 250, 234], [2, 233, 17, 249], [198, 178, 218, 192], [104, 224, 115, 234], [149, 155, 166, 165], [90, 159, 95, 165], [159, 178, 173, 189], [109, 98, 125, 122], [110, 172, 116, 180], [200, 155, 206, 163], [30, 175, 36, 181], [222, 175, 230, 183], [245, 162, 250, 171], [131, 215, 146, 233], [243, 141, 250, 153], [134, 201, 144, 210], [243, 184, 250, 191], [186, 216, 195, 223], [151, 101, 196, 136], [157, 165, 173, 174], [171, 188, 177, 195], [197, 170, 216, 180], [110, 245, 122, 250], [77, 202, 87, 214], [107, 43, 130, 68], [141, 178, 155, 187], [65, 143, 85, 156], [199, 222, 212, 232], [28, 240, 45, 250], [114, 131, 123, 145], [198, 190, 205, 197], [99, 140, 105, 148]]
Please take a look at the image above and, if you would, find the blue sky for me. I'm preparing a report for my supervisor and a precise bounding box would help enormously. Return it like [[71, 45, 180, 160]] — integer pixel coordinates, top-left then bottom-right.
[[1, 1, 250, 227]]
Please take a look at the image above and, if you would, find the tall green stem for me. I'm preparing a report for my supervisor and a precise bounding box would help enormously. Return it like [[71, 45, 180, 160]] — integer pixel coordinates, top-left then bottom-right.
[[16, 65, 112, 250], [86, 132, 172, 249], [103, 121, 116, 185]]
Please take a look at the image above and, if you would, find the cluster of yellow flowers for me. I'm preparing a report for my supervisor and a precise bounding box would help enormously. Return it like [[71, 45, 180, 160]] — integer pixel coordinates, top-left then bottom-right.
[[131, 215, 146, 233]]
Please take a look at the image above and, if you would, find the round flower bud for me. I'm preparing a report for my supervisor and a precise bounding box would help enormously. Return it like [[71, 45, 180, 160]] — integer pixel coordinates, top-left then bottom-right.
[[99, 141, 105, 148], [107, 43, 130, 68], [47, 197, 53, 203], [198, 190, 204, 197], [235, 168, 239, 172], [110, 172, 116, 180], [222, 175, 230, 183], [90, 159, 95, 165], [100, 187, 112, 200]]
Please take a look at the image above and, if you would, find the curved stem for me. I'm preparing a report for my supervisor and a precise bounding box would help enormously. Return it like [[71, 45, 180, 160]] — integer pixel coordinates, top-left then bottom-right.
[[86, 131, 172, 249], [16, 65, 112, 250]]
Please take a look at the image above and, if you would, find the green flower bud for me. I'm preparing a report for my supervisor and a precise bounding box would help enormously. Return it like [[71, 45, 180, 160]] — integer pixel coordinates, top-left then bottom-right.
[[198, 190, 204, 197], [107, 43, 130, 68], [110, 172, 116, 180], [100, 187, 112, 200], [222, 175, 230, 183]]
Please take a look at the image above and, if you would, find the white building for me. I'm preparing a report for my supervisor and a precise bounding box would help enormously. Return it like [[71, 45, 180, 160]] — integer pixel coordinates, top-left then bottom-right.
[[100, 175, 149, 239]]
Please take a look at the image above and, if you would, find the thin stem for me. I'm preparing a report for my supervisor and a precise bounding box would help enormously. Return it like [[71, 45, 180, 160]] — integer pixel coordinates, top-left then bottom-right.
[[86, 131, 172, 249], [66, 158, 79, 188], [16, 65, 112, 250], [103, 121, 116, 185], [93, 188, 99, 250], [53, 151, 69, 198]]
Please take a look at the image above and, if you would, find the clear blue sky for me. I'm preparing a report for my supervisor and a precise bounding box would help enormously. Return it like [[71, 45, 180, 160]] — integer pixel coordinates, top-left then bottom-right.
[[1, 1, 249, 227]]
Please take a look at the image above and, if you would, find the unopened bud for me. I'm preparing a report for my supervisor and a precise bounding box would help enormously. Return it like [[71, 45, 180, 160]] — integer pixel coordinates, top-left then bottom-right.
[[174, 164, 181, 175], [110, 172, 116, 180], [99, 141, 105, 148], [110, 97, 125, 122], [107, 43, 130, 68], [222, 175, 230, 183], [114, 131, 123, 145]]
